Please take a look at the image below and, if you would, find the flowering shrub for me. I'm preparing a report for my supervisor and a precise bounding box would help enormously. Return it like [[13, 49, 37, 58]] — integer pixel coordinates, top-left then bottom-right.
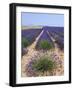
[[39, 40, 53, 50], [22, 37, 29, 48], [32, 56, 57, 75]]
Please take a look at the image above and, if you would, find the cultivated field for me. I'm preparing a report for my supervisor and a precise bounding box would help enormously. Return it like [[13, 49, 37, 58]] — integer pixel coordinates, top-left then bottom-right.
[[21, 26, 64, 77]]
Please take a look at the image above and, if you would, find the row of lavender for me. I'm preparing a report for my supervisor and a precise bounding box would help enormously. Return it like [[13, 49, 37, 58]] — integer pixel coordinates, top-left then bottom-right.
[[46, 27, 64, 49], [22, 28, 42, 45]]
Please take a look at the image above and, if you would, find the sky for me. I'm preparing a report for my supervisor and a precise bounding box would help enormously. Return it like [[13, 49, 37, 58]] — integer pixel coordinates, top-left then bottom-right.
[[21, 12, 64, 27]]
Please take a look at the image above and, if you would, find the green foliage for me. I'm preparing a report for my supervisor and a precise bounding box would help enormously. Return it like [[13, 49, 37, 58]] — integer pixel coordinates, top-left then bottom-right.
[[22, 37, 29, 48], [39, 40, 53, 50], [32, 56, 56, 73]]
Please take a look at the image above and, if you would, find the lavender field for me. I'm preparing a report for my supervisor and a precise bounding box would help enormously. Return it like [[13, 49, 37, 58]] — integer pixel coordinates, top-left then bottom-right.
[[21, 26, 64, 77]]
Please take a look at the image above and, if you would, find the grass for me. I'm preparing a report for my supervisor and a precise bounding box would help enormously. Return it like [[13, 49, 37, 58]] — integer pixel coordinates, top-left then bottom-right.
[[32, 56, 57, 75], [39, 40, 53, 50], [22, 37, 29, 48]]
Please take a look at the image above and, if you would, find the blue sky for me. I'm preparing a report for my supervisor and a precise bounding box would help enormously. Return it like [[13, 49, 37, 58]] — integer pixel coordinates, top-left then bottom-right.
[[21, 12, 64, 27]]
